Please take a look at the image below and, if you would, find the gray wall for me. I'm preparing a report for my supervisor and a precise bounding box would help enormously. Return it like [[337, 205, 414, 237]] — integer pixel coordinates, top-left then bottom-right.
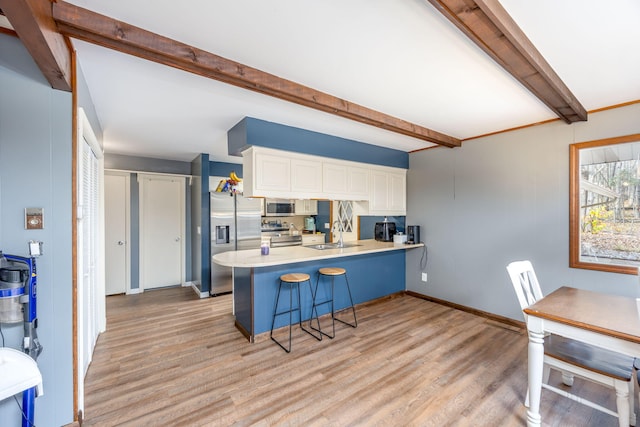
[[76, 61, 103, 145], [104, 153, 191, 175], [406, 103, 640, 321], [0, 34, 74, 426]]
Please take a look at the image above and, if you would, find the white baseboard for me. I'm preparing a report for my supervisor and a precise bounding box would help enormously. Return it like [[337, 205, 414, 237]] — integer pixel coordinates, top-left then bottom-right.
[[126, 288, 142, 295], [187, 281, 208, 298]]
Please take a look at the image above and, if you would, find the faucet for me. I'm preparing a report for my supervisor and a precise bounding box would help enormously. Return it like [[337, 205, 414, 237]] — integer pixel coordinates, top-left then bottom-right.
[[332, 220, 344, 248]]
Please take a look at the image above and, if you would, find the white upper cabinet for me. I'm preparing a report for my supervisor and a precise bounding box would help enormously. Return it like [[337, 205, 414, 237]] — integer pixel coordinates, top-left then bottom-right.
[[295, 199, 318, 215], [347, 166, 369, 199], [322, 163, 347, 194], [291, 158, 322, 194], [243, 147, 322, 199], [242, 146, 406, 215], [322, 163, 369, 200], [255, 152, 290, 192], [368, 168, 406, 216]]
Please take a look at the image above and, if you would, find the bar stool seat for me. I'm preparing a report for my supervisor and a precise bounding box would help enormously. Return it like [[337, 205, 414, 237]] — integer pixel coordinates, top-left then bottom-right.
[[281, 273, 309, 283], [310, 267, 357, 339], [270, 273, 321, 353]]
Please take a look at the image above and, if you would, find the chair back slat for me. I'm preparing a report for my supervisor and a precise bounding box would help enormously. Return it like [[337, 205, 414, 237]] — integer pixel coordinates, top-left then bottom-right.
[[507, 260, 544, 321]]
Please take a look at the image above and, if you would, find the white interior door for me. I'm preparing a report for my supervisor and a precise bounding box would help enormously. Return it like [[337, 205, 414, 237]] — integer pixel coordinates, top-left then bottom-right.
[[76, 108, 105, 415], [105, 172, 129, 295], [139, 174, 185, 290]]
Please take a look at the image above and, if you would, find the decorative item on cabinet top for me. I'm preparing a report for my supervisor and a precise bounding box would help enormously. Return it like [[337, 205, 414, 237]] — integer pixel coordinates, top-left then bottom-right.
[[214, 171, 243, 193]]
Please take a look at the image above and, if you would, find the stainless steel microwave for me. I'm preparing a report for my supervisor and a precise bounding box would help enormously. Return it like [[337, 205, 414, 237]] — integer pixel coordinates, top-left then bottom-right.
[[263, 199, 296, 216]]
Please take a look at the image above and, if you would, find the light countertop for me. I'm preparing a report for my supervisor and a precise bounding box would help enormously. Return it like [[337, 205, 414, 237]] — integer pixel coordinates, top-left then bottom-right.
[[212, 239, 424, 268]]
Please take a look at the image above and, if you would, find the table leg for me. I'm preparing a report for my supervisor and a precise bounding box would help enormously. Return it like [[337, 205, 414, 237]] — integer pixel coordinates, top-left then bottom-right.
[[527, 319, 544, 427], [613, 380, 630, 427]]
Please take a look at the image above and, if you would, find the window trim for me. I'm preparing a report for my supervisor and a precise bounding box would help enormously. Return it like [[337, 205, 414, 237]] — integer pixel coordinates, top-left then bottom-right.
[[569, 133, 640, 275]]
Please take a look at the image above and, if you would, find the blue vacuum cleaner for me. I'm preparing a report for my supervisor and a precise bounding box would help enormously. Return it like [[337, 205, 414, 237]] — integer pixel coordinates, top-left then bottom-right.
[[0, 251, 42, 427]]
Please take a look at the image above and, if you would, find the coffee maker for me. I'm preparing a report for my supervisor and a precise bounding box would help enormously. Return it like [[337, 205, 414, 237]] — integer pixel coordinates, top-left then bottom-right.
[[374, 217, 396, 242], [407, 225, 421, 244]]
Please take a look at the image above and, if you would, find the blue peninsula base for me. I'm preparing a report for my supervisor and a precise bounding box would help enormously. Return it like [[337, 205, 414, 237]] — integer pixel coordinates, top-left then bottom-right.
[[234, 250, 406, 341]]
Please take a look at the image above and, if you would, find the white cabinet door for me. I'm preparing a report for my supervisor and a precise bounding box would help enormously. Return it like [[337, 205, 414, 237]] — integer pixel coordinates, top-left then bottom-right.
[[388, 172, 406, 213], [302, 233, 325, 245], [323, 163, 348, 194], [369, 169, 406, 215], [347, 166, 369, 199], [323, 163, 369, 200], [295, 199, 318, 215], [369, 170, 390, 213], [291, 158, 322, 194], [255, 152, 291, 192]]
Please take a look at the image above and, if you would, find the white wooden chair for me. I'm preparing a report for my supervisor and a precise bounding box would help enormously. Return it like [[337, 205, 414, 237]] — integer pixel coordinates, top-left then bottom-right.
[[507, 260, 636, 427]]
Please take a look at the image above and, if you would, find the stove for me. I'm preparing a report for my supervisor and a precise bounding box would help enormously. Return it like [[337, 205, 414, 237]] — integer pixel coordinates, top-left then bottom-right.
[[269, 234, 303, 248]]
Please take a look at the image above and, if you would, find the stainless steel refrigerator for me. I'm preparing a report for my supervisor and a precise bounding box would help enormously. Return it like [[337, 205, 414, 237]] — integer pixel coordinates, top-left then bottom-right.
[[210, 192, 262, 296]]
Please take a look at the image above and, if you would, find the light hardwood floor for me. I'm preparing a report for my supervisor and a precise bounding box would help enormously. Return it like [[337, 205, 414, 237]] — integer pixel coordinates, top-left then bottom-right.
[[83, 287, 633, 426]]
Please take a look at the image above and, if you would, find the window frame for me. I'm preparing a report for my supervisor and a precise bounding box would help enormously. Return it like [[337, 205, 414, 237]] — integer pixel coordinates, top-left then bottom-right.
[[569, 133, 640, 275]]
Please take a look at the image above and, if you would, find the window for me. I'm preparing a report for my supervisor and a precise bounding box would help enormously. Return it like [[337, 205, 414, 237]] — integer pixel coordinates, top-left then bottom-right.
[[570, 134, 640, 274]]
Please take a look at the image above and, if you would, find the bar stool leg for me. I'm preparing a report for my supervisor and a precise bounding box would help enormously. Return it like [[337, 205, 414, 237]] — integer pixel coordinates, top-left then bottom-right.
[[300, 277, 322, 341], [270, 280, 283, 345], [271, 280, 294, 353], [310, 272, 336, 339], [334, 273, 357, 328], [272, 275, 320, 352]]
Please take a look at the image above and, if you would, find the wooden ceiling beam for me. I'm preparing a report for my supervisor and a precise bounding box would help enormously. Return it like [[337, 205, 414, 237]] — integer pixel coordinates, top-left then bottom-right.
[[52, 1, 461, 148], [0, 0, 71, 91], [427, 0, 587, 123]]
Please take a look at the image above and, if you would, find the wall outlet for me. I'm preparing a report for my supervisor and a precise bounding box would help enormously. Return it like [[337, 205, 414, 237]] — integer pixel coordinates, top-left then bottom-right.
[[421, 272, 428, 282], [324, 223, 330, 229]]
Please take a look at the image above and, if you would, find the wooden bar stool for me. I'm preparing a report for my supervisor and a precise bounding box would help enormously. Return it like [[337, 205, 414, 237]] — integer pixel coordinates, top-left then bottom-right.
[[310, 267, 358, 339], [270, 273, 321, 353]]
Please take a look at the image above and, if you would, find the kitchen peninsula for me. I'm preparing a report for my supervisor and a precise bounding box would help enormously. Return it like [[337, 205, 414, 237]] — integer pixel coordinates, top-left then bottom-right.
[[213, 240, 424, 341]]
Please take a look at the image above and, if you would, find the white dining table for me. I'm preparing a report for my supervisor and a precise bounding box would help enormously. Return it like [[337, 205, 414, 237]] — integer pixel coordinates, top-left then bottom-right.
[[523, 286, 640, 426]]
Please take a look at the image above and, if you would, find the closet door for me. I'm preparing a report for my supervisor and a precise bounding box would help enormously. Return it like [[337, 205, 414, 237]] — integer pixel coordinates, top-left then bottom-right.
[[104, 172, 129, 295], [139, 174, 185, 290]]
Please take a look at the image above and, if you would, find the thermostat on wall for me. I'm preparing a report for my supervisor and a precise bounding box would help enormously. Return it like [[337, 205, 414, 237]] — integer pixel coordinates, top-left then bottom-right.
[[25, 207, 44, 230]]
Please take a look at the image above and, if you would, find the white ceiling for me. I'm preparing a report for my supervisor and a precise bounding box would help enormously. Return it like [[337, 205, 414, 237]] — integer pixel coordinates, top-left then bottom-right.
[[64, 0, 640, 163]]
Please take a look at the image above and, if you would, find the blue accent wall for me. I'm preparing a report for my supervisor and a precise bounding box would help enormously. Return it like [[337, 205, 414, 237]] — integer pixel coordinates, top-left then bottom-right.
[[316, 201, 331, 236], [359, 216, 406, 239], [200, 155, 210, 292], [209, 161, 243, 177], [130, 174, 140, 289], [228, 117, 409, 169]]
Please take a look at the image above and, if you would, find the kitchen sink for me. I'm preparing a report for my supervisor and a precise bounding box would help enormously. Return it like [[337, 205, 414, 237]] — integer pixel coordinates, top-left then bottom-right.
[[306, 242, 362, 250]]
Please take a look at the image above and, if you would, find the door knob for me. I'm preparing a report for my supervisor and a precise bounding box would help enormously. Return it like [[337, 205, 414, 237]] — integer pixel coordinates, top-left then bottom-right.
[[117, 241, 125, 245], [175, 237, 181, 242]]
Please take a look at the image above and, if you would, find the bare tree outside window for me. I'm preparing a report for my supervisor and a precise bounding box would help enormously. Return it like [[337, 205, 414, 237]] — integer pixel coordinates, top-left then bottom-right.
[[570, 134, 640, 274]]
